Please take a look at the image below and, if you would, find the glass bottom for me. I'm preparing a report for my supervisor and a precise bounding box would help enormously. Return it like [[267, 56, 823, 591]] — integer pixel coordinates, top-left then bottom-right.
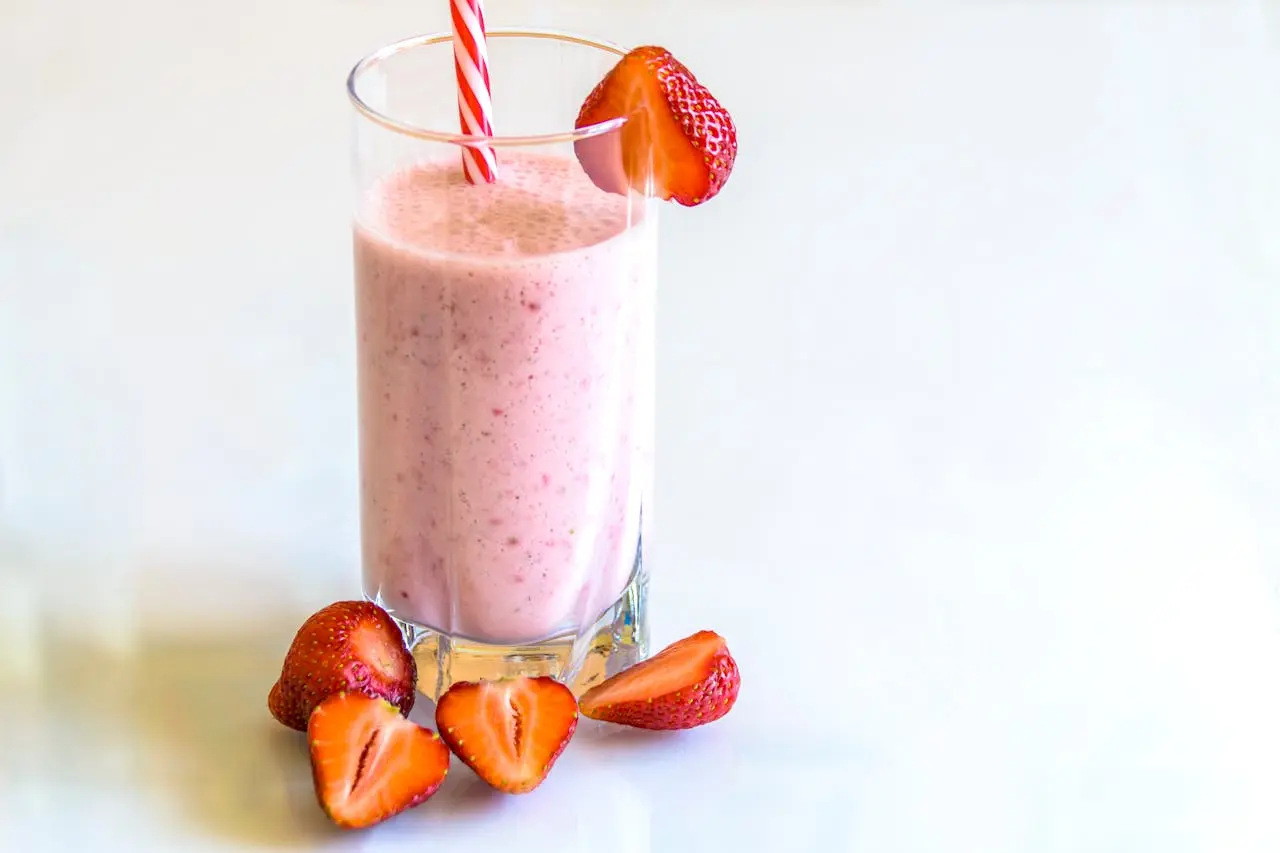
[[374, 564, 649, 701]]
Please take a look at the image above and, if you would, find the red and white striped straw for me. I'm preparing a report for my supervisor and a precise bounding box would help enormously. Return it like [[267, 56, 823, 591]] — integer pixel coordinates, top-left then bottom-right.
[[450, 0, 498, 184]]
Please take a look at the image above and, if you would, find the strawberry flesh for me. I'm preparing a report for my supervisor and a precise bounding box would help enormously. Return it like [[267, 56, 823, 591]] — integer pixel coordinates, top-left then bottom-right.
[[435, 676, 578, 794], [578, 630, 740, 730], [575, 46, 737, 206], [308, 692, 449, 829], [268, 600, 417, 731]]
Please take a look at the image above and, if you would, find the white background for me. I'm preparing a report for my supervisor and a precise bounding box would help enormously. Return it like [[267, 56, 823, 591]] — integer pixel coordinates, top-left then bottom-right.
[[4, 0, 1280, 850]]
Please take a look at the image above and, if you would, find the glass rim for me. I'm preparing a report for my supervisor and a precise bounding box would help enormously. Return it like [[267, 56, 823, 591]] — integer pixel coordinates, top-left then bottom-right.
[[346, 28, 630, 147]]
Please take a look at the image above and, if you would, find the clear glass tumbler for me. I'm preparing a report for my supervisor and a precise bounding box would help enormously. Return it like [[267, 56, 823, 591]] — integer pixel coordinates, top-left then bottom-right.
[[347, 30, 655, 700]]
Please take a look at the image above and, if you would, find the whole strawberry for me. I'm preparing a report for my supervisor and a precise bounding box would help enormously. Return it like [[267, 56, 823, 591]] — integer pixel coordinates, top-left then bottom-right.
[[268, 600, 417, 731]]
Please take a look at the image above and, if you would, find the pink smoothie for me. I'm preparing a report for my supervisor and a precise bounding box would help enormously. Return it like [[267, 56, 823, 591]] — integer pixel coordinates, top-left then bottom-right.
[[354, 151, 655, 644]]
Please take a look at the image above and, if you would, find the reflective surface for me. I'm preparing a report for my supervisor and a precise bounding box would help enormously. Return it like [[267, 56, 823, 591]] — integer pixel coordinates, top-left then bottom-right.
[[4, 0, 1280, 851]]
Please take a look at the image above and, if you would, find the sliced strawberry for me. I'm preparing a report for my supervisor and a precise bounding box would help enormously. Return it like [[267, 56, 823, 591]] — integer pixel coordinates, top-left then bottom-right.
[[268, 601, 416, 731], [434, 676, 578, 794], [308, 692, 449, 829], [575, 45, 737, 207], [578, 630, 740, 730]]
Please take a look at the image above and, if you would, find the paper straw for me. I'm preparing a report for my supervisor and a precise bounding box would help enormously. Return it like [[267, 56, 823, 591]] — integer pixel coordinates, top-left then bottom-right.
[[451, 0, 498, 183]]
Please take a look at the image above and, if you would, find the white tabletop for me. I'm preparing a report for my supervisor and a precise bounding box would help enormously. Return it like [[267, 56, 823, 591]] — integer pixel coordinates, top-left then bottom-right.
[[5, 0, 1280, 850]]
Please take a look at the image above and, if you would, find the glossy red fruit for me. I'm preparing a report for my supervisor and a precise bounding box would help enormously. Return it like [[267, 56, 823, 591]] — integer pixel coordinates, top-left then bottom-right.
[[308, 692, 450, 829], [578, 630, 740, 730], [575, 46, 737, 206], [435, 676, 579, 794], [268, 601, 416, 731]]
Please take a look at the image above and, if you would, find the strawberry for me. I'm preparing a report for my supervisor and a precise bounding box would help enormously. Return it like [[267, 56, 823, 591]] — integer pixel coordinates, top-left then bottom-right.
[[308, 692, 450, 829], [578, 630, 740, 730], [434, 676, 579, 794], [268, 600, 416, 731], [575, 45, 737, 207]]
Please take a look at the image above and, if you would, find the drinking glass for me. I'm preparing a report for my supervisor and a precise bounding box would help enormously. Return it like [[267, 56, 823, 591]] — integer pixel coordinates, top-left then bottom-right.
[[347, 30, 656, 700]]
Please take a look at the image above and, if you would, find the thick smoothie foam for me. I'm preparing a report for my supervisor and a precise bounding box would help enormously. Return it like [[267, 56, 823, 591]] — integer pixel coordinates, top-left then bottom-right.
[[354, 151, 654, 644]]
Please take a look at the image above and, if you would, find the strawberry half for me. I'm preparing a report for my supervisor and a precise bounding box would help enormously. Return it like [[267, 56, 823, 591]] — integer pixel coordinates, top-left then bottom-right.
[[268, 600, 416, 732], [578, 630, 740, 730], [308, 692, 450, 829], [575, 45, 737, 207], [434, 676, 578, 794]]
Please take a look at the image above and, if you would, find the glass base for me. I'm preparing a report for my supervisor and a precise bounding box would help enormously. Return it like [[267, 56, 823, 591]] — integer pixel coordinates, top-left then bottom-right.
[[378, 567, 649, 701]]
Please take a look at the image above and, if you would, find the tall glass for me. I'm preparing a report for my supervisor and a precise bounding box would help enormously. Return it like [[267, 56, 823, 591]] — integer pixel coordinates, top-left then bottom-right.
[[347, 31, 655, 700]]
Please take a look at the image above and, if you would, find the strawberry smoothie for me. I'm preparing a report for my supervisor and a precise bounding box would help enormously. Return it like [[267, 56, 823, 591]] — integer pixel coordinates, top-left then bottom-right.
[[354, 150, 655, 645]]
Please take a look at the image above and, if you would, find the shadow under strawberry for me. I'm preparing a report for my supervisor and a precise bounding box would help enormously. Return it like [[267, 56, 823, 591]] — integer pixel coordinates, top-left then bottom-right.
[[574, 717, 685, 752]]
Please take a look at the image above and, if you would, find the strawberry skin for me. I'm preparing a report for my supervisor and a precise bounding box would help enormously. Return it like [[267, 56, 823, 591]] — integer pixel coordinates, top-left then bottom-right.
[[308, 692, 450, 829], [575, 46, 737, 206], [268, 600, 416, 731], [435, 676, 578, 794], [578, 630, 740, 730]]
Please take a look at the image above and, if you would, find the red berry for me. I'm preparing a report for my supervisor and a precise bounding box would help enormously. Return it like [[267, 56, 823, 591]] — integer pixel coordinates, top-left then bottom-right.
[[308, 692, 449, 829], [267, 601, 416, 731], [578, 630, 740, 730], [576, 46, 738, 207], [435, 676, 579, 794]]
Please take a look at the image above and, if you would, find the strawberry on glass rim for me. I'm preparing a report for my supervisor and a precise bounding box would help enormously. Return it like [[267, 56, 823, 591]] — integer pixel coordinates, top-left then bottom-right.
[[575, 46, 737, 207]]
